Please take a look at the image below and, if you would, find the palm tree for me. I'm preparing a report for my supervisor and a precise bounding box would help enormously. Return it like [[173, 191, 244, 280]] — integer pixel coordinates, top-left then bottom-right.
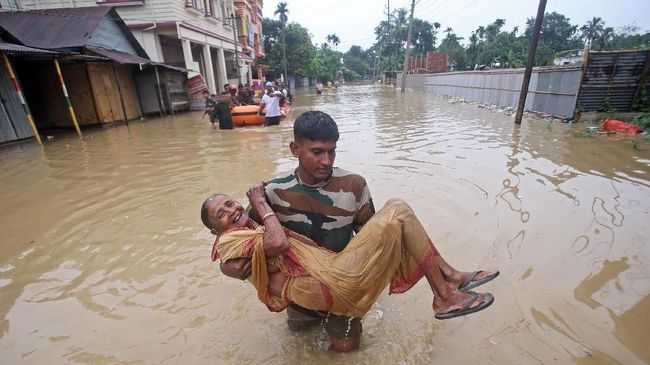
[[326, 34, 341, 48], [432, 22, 441, 48], [274, 2, 289, 87], [597, 27, 615, 50], [580, 17, 604, 48], [274, 2, 288, 26]]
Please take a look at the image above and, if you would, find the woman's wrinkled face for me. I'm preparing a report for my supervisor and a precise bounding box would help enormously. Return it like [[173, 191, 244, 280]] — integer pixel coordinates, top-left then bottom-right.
[[207, 195, 249, 234]]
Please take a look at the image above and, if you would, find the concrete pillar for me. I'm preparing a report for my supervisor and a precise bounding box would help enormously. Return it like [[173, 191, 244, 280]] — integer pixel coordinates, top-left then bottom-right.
[[216, 47, 228, 90], [202, 44, 216, 93], [181, 39, 194, 72]]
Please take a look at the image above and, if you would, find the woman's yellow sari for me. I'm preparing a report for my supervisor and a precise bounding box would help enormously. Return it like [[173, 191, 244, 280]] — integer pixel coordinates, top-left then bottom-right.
[[212, 199, 437, 318]]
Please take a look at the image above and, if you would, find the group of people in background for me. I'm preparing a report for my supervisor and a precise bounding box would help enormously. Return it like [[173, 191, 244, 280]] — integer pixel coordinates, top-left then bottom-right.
[[315, 80, 339, 95], [203, 80, 291, 130]]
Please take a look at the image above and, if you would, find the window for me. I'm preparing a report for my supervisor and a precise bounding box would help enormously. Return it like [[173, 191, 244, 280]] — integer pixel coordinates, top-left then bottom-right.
[[221, 0, 228, 23], [206, 0, 216, 17], [186, 0, 221, 17], [186, 0, 204, 12], [97, 0, 144, 5], [3, 0, 21, 10]]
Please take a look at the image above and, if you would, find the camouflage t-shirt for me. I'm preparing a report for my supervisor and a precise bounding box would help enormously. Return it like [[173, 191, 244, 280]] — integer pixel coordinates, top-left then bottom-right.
[[264, 167, 375, 252]]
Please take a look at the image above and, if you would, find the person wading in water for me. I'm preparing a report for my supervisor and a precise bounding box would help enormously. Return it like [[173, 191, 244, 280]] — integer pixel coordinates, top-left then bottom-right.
[[216, 111, 499, 351]]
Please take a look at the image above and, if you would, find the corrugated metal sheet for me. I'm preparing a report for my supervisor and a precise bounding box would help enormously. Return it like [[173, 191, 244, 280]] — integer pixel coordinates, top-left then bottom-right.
[[401, 66, 582, 118], [87, 46, 152, 65], [0, 7, 148, 57], [0, 7, 109, 50], [0, 61, 31, 144], [576, 50, 650, 112], [0, 42, 57, 55]]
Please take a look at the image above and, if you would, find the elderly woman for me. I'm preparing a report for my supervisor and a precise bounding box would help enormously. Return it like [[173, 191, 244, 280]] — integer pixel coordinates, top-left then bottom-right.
[[201, 184, 497, 344]]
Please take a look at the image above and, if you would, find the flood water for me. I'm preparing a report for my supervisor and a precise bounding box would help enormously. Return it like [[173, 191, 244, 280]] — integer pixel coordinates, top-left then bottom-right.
[[1, 84, 649, 364]]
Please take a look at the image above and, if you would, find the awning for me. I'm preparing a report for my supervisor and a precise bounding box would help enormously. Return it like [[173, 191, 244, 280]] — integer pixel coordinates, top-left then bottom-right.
[[87, 47, 152, 65], [86, 47, 187, 73], [152, 62, 188, 73], [0, 42, 58, 56]]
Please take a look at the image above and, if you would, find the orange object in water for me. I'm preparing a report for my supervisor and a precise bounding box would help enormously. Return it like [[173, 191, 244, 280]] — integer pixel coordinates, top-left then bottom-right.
[[231, 104, 292, 127], [232, 105, 265, 127], [601, 119, 641, 134]]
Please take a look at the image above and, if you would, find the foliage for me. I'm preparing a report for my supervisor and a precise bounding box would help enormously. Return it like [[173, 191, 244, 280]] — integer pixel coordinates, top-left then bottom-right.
[[260, 7, 650, 83], [274, 2, 288, 25], [525, 12, 583, 66], [630, 113, 650, 131], [326, 34, 341, 48], [308, 44, 343, 82], [438, 28, 466, 70], [260, 21, 315, 78], [343, 45, 372, 79]]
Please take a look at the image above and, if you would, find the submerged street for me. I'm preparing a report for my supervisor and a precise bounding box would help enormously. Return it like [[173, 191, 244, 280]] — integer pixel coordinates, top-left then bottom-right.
[[1, 84, 649, 364]]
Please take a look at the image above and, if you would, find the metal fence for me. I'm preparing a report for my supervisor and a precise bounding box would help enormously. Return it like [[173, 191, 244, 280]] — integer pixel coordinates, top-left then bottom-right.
[[576, 50, 650, 112], [400, 66, 582, 118]]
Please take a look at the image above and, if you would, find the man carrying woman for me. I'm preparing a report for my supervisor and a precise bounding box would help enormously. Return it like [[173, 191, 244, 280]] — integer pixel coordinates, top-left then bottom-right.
[[204, 111, 498, 351]]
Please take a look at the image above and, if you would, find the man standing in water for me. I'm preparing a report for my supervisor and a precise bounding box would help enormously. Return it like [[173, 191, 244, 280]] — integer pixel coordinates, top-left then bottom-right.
[[202, 90, 218, 129], [220, 111, 498, 351], [259, 82, 282, 126], [210, 85, 233, 130]]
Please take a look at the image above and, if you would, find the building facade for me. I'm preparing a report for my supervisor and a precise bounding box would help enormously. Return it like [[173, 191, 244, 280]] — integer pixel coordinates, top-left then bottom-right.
[[6, 0, 264, 95], [233, 0, 264, 80]]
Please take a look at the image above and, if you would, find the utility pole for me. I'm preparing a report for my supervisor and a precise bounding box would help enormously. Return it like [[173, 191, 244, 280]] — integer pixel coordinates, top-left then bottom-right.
[[282, 30, 289, 92], [514, 0, 547, 124], [400, 0, 415, 93]]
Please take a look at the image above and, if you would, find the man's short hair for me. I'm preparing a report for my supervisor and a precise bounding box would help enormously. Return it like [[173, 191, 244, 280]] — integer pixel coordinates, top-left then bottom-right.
[[293, 111, 339, 142]]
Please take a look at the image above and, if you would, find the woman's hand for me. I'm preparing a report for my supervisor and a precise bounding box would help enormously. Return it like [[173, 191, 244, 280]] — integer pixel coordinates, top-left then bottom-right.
[[247, 183, 266, 207]]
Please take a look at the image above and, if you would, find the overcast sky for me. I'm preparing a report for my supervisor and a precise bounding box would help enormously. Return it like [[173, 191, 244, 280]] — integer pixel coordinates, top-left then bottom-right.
[[262, 0, 650, 50]]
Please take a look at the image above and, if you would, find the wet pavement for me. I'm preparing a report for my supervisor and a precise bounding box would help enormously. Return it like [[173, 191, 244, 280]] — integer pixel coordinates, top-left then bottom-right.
[[1, 84, 649, 364]]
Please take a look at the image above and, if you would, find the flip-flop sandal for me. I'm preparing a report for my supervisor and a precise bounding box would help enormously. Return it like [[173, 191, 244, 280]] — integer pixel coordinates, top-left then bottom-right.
[[434, 291, 494, 320], [458, 270, 500, 292]]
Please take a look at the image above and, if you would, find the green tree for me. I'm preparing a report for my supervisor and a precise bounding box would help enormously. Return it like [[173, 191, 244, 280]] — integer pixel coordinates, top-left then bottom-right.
[[275, 2, 289, 82], [274, 2, 288, 24], [309, 44, 343, 82], [262, 18, 282, 55], [610, 26, 650, 49], [372, 7, 439, 73], [597, 27, 615, 50], [525, 12, 582, 65], [580, 17, 604, 48], [343, 45, 371, 79], [261, 21, 315, 79], [438, 29, 466, 70], [326, 34, 341, 48]]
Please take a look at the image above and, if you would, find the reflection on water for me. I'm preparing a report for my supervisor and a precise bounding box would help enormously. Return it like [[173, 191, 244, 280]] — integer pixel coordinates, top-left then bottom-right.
[[1, 85, 649, 364]]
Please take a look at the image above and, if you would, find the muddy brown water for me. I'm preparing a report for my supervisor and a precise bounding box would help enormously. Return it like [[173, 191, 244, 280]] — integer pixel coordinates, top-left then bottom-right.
[[1, 85, 649, 364]]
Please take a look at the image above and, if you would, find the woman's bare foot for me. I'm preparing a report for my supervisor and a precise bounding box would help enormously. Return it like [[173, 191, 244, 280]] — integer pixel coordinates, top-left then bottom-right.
[[443, 269, 499, 292]]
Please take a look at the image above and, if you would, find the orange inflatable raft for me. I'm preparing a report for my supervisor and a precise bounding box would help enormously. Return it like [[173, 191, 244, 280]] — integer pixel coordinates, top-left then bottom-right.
[[231, 105, 292, 127], [231, 105, 264, 126]]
